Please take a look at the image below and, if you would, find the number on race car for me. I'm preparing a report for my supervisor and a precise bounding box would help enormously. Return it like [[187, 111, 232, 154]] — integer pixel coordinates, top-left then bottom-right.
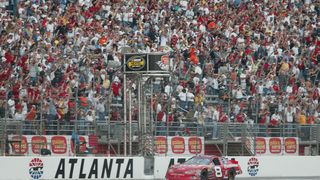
[[214, 166, 222, 177]]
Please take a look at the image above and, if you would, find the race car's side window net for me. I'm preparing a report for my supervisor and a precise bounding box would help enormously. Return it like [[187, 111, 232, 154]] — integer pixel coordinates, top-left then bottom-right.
[[221, 158, 228, 164], [213, 158, 221, 165]]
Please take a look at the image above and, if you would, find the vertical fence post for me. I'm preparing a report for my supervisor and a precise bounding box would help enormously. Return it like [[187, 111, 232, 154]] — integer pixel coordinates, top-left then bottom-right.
[[123, 74, 127, 156], [129, 81, 132, 156]]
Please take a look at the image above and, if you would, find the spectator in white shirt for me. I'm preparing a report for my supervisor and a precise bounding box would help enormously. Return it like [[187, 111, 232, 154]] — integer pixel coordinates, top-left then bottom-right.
[[85, 111, 94, 124], [284, 105, 296, 136], [178, 89, 188, 109], [270, 110, 282, 136], [8, 97, 15, 118], [211, 106, 219, 139], [96, 99, 106, 122], [164, 83, 173, 96], [14, 108, 25, 121], [186, 89, 195, 109]]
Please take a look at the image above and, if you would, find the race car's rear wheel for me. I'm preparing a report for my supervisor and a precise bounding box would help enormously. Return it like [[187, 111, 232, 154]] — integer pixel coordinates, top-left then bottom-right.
[[228, 169, 235, 180], [200, 170, 208, 180]]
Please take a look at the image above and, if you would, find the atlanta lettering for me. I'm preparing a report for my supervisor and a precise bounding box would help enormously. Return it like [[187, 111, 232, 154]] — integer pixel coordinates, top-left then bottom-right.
[[55, 158, 133, 179], [167, 158, 187, 169]]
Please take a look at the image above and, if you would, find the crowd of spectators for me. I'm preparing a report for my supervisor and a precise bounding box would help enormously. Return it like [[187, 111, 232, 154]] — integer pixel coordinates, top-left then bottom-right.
[[0, 0, 319, 137]]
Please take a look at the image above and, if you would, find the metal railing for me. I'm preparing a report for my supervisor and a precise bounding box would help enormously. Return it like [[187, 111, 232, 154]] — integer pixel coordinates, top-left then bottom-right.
[[154, 122, 320, 156], [1, 117, 320, 156]]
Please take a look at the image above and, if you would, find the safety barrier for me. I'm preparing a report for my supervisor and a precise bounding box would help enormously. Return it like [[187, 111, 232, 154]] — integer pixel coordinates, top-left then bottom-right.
[[154, 156, 320, 179], [0, 156, 320, 179]]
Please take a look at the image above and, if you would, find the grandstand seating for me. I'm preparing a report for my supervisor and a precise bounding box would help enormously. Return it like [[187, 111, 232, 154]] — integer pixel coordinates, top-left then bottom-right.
[[0, 0, 320, 156]]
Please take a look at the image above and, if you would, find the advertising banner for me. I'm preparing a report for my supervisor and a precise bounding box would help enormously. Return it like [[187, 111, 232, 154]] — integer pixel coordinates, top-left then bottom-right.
[[154, 136, 166, 154], [170, 136, 185, 154], [284, 137, 298, 154], [124, 54, 147, 73], [10, 135, 28, 154], [8, 135, 89, 156], [148, 53, 170, 72], [188, 137, 203, 154], [0, 157, 145, 180], [31, 136, 47, 154], [51, 136, 67, 154], [255, 137, 266, 154], [255, 137, 298, 156], [1, 156, 320, 179], [123, 53, 170, 73], [154, 136, 204, 156]]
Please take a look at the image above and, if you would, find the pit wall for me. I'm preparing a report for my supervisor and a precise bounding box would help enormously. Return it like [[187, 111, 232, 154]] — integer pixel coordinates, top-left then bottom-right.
[[0, 156, 320, 179]]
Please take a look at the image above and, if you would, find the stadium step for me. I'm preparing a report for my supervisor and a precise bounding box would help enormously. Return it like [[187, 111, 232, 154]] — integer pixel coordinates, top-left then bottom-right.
[[205, 143, 223, 156]]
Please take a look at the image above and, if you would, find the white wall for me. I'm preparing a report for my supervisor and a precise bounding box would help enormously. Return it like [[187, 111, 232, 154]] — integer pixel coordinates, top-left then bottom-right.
[[0, 157, 145, 180], [154, 156, 320, 179], [1, 156, 320, 179]]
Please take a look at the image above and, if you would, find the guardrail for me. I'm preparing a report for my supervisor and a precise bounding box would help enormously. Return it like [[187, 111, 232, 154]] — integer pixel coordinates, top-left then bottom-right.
[[1, 118, 320, 156], [154, 122, 315, 139]]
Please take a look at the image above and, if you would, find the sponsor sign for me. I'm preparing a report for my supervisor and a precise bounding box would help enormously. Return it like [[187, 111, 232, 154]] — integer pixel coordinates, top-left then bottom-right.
[[255, 138, 266, 154], [29, 158, 44, 180], [154, 136, 166, 154], [8, 135, 89, 156], [155, 136, 204, 156], [148, 53, 170, 72], [11, 135, 28, 154], [255, 137, 298, 156], [124, 53, 170, 73], [188, 137, 202, 154], [269, 138, 281, 154], [170, 137, 185, 154], [31, 136, 47, 154], [124, 54, 147, 73], [247, 157, 259, 176], [0, 157, 145, 179], [51, 136, 67, 154], [284, 138, 297, 154], [1, 156, 320, 179]]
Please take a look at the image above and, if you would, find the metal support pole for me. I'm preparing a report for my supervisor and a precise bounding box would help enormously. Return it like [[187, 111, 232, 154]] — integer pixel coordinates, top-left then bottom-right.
[[129, 83, 132, 156], [124, 74, 127, 156], [39, 89, 44, 151], [150, 78, 155, 154], [138, 76, 142, 155], [138, 77, 142, 133], [223, 123, 228, 156], [152, 79, 157, 138], [40, 90, 43, 135], [2, 89, 9, 156], [107, 91, 111, 156], [74, 85, 79, 156], [317, 125, 320, 155], [143, 85, 147, 137]]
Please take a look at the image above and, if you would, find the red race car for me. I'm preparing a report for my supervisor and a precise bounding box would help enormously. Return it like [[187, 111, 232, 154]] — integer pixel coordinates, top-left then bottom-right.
[[165, 155, 242, 180]]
